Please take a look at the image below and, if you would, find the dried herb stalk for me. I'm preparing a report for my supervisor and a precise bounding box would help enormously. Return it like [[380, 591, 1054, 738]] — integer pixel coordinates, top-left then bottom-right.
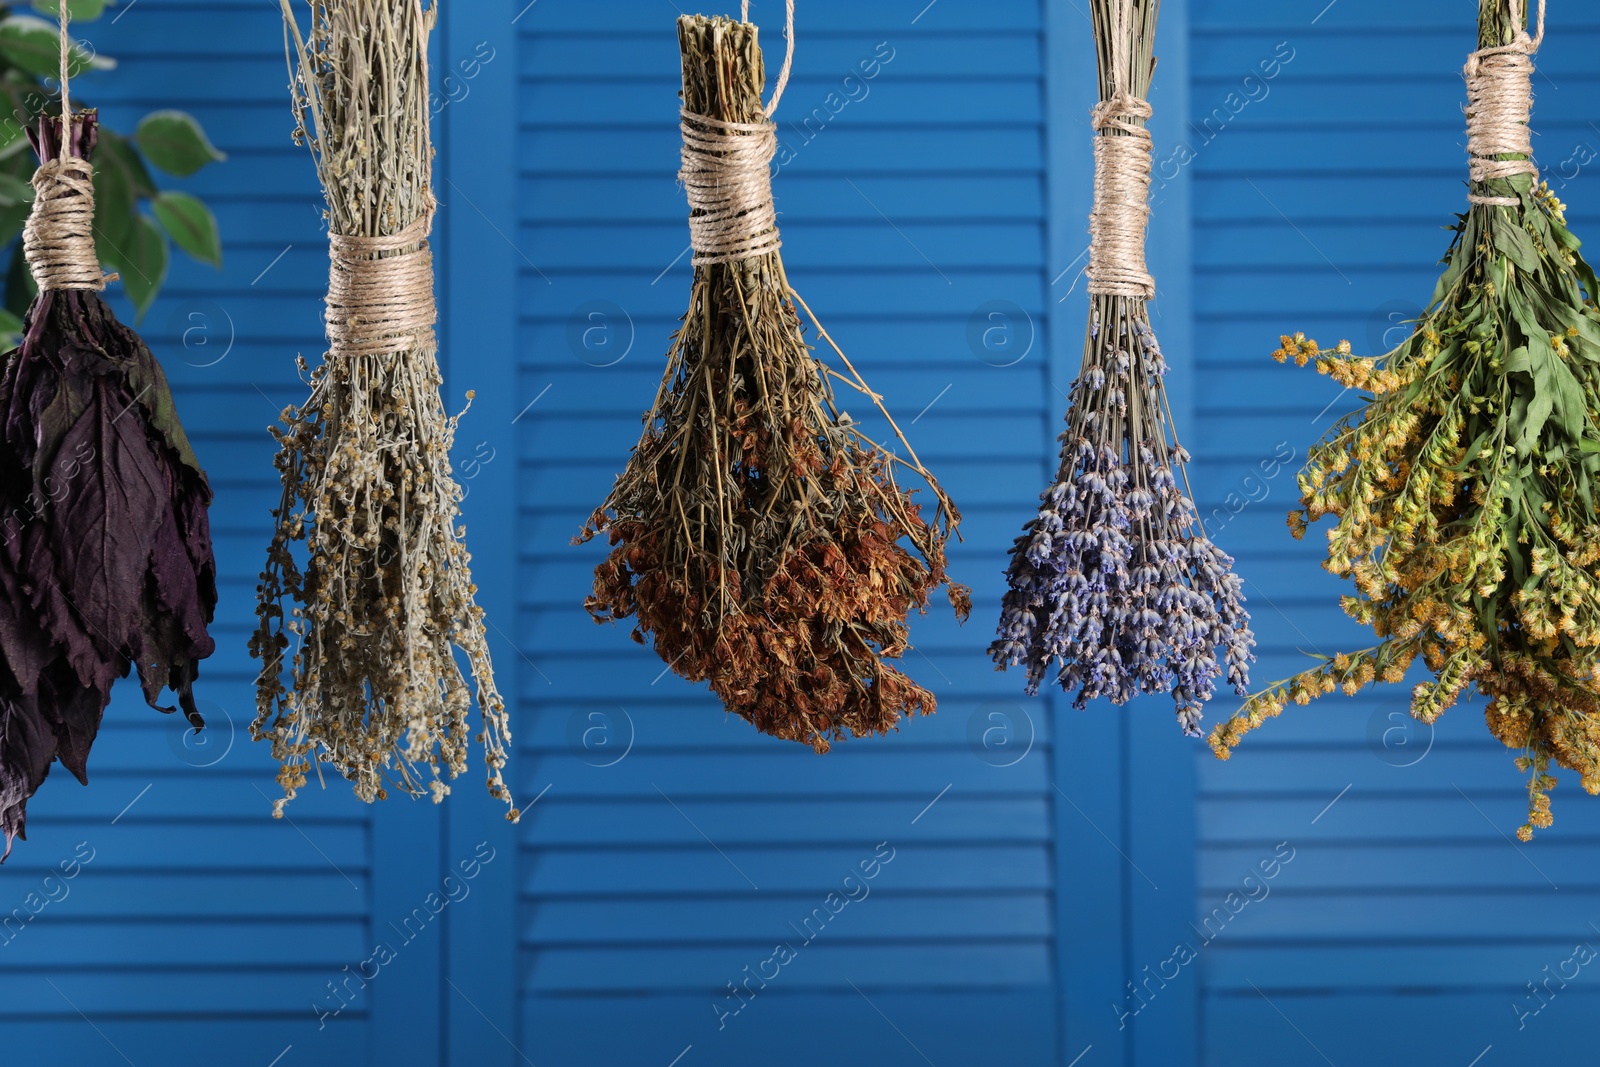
[[252, 0, 514, 819], [990, 0, 1254, 733], [1206, 0, 1600, 839], [579, 15, 968, 751], [0, 111, 216, 858]]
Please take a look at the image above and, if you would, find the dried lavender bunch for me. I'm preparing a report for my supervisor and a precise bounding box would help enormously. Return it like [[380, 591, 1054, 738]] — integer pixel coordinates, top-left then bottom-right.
[[578, 14, 969, 752], [250, 0, 513, 820], [990, 0, 1253, 734]]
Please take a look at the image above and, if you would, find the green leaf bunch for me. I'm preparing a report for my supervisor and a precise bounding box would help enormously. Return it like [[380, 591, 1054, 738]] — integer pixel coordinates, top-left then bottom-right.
[[1208, 0, 1600, 840]]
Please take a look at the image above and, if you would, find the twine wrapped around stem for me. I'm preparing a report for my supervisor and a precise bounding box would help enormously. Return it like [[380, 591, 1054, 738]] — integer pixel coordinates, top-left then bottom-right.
[[21, 6, 112, 294], [1464, 0, 1545, 205], [325, 210, 437, 357], [1086, 0, 1155, 300], [24, 155, 111, 291]]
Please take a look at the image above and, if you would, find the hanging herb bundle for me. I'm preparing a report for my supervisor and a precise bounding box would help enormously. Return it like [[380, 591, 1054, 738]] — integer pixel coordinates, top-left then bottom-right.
[[578, 10, 968, 752], [0, 18, 217, 859], [989, 0, 1254, 735], [251, 0, 514, 821], [1205, 0, 1600, 839]]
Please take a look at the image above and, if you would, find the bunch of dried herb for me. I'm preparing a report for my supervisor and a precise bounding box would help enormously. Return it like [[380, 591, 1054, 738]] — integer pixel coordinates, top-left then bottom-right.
[[1206, 0, 1600, 839], [578, 14, 968, 752], [251, 0, 514, 820], [0, 109, 216, 858], [990, 0, 1254, 735]]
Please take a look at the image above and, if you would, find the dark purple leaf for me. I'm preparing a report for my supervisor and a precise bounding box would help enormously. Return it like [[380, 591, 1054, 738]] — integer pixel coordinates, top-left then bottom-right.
[[0, 112, 216, 858]]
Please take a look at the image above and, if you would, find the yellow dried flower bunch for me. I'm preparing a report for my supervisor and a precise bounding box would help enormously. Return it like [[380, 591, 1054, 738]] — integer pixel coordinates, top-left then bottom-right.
[[1209, 130, 1600, 838]]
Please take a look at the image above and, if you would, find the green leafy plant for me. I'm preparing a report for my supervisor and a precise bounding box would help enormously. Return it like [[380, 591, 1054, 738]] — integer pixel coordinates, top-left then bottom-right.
[[0, 1, 224, 335], [1208, 0, 1600, 840]]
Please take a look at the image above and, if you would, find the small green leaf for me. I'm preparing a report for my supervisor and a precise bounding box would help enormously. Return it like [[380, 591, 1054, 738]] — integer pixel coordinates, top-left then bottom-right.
[[0, 169, 31, 208], [92, 144, 135, 264], [0, 200, 27, 251], [0, 114, 29, 161], [0, 305, 21, 347], [5, 235, 34, 319], [1496, 221, 1539, 274], [117, 213, 167, 320], [1548, 214, 1583, 253], [97, 130, 157, 197], [0, 16, 111, 79], [134, 110, 224, 177], [31, 1, 110, 22], [1567, 309, 1600, 361], [150, 190, 220, 268]]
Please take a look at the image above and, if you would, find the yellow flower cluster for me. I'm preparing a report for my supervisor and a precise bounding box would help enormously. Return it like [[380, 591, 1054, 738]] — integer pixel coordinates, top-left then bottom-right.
[[1211, 182, 1600, 838]]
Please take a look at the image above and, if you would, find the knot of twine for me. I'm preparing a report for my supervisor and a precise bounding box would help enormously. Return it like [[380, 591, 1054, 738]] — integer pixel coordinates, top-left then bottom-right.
[[326, 211, 437, 357], [1088, 93, 1155, 299], [1465, 0, 1546, 207], [680, 109, 781, 267], [24, 155, 111, 292]]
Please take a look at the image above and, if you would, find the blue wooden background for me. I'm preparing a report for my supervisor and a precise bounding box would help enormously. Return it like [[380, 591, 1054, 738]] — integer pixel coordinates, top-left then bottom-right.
[[3, 0, 1600, 1064]]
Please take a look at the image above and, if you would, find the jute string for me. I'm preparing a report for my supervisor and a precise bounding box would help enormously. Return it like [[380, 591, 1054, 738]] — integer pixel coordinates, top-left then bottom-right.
[[23, 1, 110, 292], [680, 111, 781, 266], [1087, 0, 1154, 299], [1088, 94, 1155, 298], [739, 0, 795, 116], [1465, 0, 1546, 207], [678, 3, 797, 267], [325, 210, 437, 357]]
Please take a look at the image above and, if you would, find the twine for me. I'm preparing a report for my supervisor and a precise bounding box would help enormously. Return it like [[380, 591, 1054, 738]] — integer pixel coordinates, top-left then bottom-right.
[[325, 211, 437, 357], [1087, 92, 1155, 299], [25, 155, 109, 292], [680, 110, 781, 266], [1465, 0, 1546, 207], [23, 1, 111, 292], [676, 1, 796, 266], [1087, 0, 1155, 299], [739, 0, 795, 116]]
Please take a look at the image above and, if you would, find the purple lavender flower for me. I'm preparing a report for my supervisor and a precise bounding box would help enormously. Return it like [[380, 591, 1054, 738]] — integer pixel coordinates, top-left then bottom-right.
[[991, 302, 1255, 735]]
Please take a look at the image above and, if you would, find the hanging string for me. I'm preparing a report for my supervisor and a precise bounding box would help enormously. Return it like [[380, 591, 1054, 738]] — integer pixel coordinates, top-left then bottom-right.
[[57, 0, 71, 142], [740, 0, 795, 115], [1087, 0, 1155, 299], [23, 2, 108, 292], [1465, 0, 1546, 207]]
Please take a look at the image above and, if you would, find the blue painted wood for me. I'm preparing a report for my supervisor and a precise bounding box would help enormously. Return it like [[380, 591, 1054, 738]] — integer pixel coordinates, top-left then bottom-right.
[[439, 2, 523, 1065]]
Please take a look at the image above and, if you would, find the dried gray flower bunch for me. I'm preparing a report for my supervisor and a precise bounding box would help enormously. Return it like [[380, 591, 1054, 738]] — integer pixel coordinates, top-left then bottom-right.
[[250, 0, 515, 821]]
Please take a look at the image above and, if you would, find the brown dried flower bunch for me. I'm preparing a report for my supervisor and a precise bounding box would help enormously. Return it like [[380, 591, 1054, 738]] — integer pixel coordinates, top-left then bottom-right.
[[250, 0, 514, 820], [578, 14, 968, 752]]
